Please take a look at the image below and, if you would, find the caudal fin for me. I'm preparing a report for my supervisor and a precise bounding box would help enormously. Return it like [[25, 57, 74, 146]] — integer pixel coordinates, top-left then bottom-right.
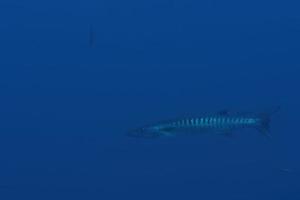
[[257, 106, 280, 137], [257, 114, 271, 137]]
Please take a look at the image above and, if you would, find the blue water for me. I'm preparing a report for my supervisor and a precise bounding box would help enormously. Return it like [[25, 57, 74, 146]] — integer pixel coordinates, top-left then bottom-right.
[[0, 0, 299, 199]]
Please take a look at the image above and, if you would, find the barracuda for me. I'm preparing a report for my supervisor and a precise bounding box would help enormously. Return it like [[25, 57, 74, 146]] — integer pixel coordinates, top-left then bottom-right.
[[128, 109, 279, 138]]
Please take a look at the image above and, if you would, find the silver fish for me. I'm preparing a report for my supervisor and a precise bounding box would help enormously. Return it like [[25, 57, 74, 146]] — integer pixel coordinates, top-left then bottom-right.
[[128, 108, 279, 138]]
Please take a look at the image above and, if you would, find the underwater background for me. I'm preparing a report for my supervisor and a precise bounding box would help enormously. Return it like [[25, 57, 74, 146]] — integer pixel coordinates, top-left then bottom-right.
[[0, 0, 299, 199]]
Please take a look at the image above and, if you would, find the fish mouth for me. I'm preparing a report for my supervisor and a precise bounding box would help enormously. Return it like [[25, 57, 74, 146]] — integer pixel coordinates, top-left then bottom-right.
[[126, 130, 142, 138], [126, 129, 160, 139]]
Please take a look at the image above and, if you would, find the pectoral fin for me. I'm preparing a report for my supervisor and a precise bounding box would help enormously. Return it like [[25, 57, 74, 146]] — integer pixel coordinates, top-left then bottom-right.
[[160, 131, 174, 137]]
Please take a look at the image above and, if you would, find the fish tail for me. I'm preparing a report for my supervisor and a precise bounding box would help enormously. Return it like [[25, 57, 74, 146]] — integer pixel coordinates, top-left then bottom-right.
[[257, 106, 280, 137], [258, 114, 271, 136]]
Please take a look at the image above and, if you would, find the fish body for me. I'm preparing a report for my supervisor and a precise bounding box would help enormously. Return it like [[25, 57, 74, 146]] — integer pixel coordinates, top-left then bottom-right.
[[128, 110, 276, 138]]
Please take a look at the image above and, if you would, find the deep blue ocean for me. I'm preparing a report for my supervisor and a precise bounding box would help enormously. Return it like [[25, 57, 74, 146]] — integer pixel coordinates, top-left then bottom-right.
[[0, 0, 299, 199]]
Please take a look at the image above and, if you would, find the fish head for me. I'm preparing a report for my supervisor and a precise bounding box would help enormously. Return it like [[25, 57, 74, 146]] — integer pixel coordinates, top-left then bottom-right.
[[127, 125, 161, 138]]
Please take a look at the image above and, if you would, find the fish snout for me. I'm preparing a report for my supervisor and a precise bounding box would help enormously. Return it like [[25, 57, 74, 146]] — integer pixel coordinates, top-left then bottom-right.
[[127, 127, 160, 138], [127, 128, 145, 138]]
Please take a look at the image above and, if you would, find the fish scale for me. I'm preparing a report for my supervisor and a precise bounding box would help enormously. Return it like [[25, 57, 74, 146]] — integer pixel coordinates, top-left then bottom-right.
[[162, 116, 259, 133]]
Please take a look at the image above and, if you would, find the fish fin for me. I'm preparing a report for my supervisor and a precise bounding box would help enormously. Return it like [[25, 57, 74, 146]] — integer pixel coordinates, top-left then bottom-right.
[[160, 131, 174, 137], [256, 113, 272, 138], [256, 106, 280, 138], [158, 127, 175, 137], [256, 127, 272, 138]]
